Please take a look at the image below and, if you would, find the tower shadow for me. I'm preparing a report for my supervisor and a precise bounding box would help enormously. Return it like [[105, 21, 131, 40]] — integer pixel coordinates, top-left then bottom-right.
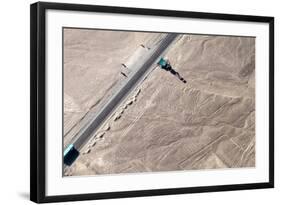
[[160, 62, 186, 83]]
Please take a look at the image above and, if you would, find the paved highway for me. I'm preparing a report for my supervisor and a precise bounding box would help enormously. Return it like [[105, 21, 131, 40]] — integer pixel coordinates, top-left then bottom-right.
[[65, 33, 178, 164]]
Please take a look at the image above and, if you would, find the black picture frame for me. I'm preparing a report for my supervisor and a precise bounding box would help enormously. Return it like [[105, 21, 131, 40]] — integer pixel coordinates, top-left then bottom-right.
[[30, 1, 274, 203]]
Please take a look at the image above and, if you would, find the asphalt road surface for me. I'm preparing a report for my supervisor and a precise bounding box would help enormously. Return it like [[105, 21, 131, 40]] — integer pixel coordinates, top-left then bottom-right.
[[66, 33, 178, 160]]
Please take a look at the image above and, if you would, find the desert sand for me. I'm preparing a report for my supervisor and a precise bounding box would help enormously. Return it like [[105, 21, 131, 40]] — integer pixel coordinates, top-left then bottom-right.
[[64, 30, 255, 176], [63, 28, 160, 146]]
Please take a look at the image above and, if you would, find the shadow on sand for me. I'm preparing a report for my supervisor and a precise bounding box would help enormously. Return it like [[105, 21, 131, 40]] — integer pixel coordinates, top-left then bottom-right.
[[160, 63, 187, 83]]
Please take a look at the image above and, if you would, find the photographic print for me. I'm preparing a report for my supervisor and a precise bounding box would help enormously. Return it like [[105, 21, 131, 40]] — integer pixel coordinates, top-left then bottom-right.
[[63, 28, 255, 176], [30, 2, 273, 202]]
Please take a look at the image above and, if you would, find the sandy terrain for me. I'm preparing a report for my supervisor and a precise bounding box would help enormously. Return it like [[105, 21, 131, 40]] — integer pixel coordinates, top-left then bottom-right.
[[64, 31, 255, 176], [63, 29, 160, 146]]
